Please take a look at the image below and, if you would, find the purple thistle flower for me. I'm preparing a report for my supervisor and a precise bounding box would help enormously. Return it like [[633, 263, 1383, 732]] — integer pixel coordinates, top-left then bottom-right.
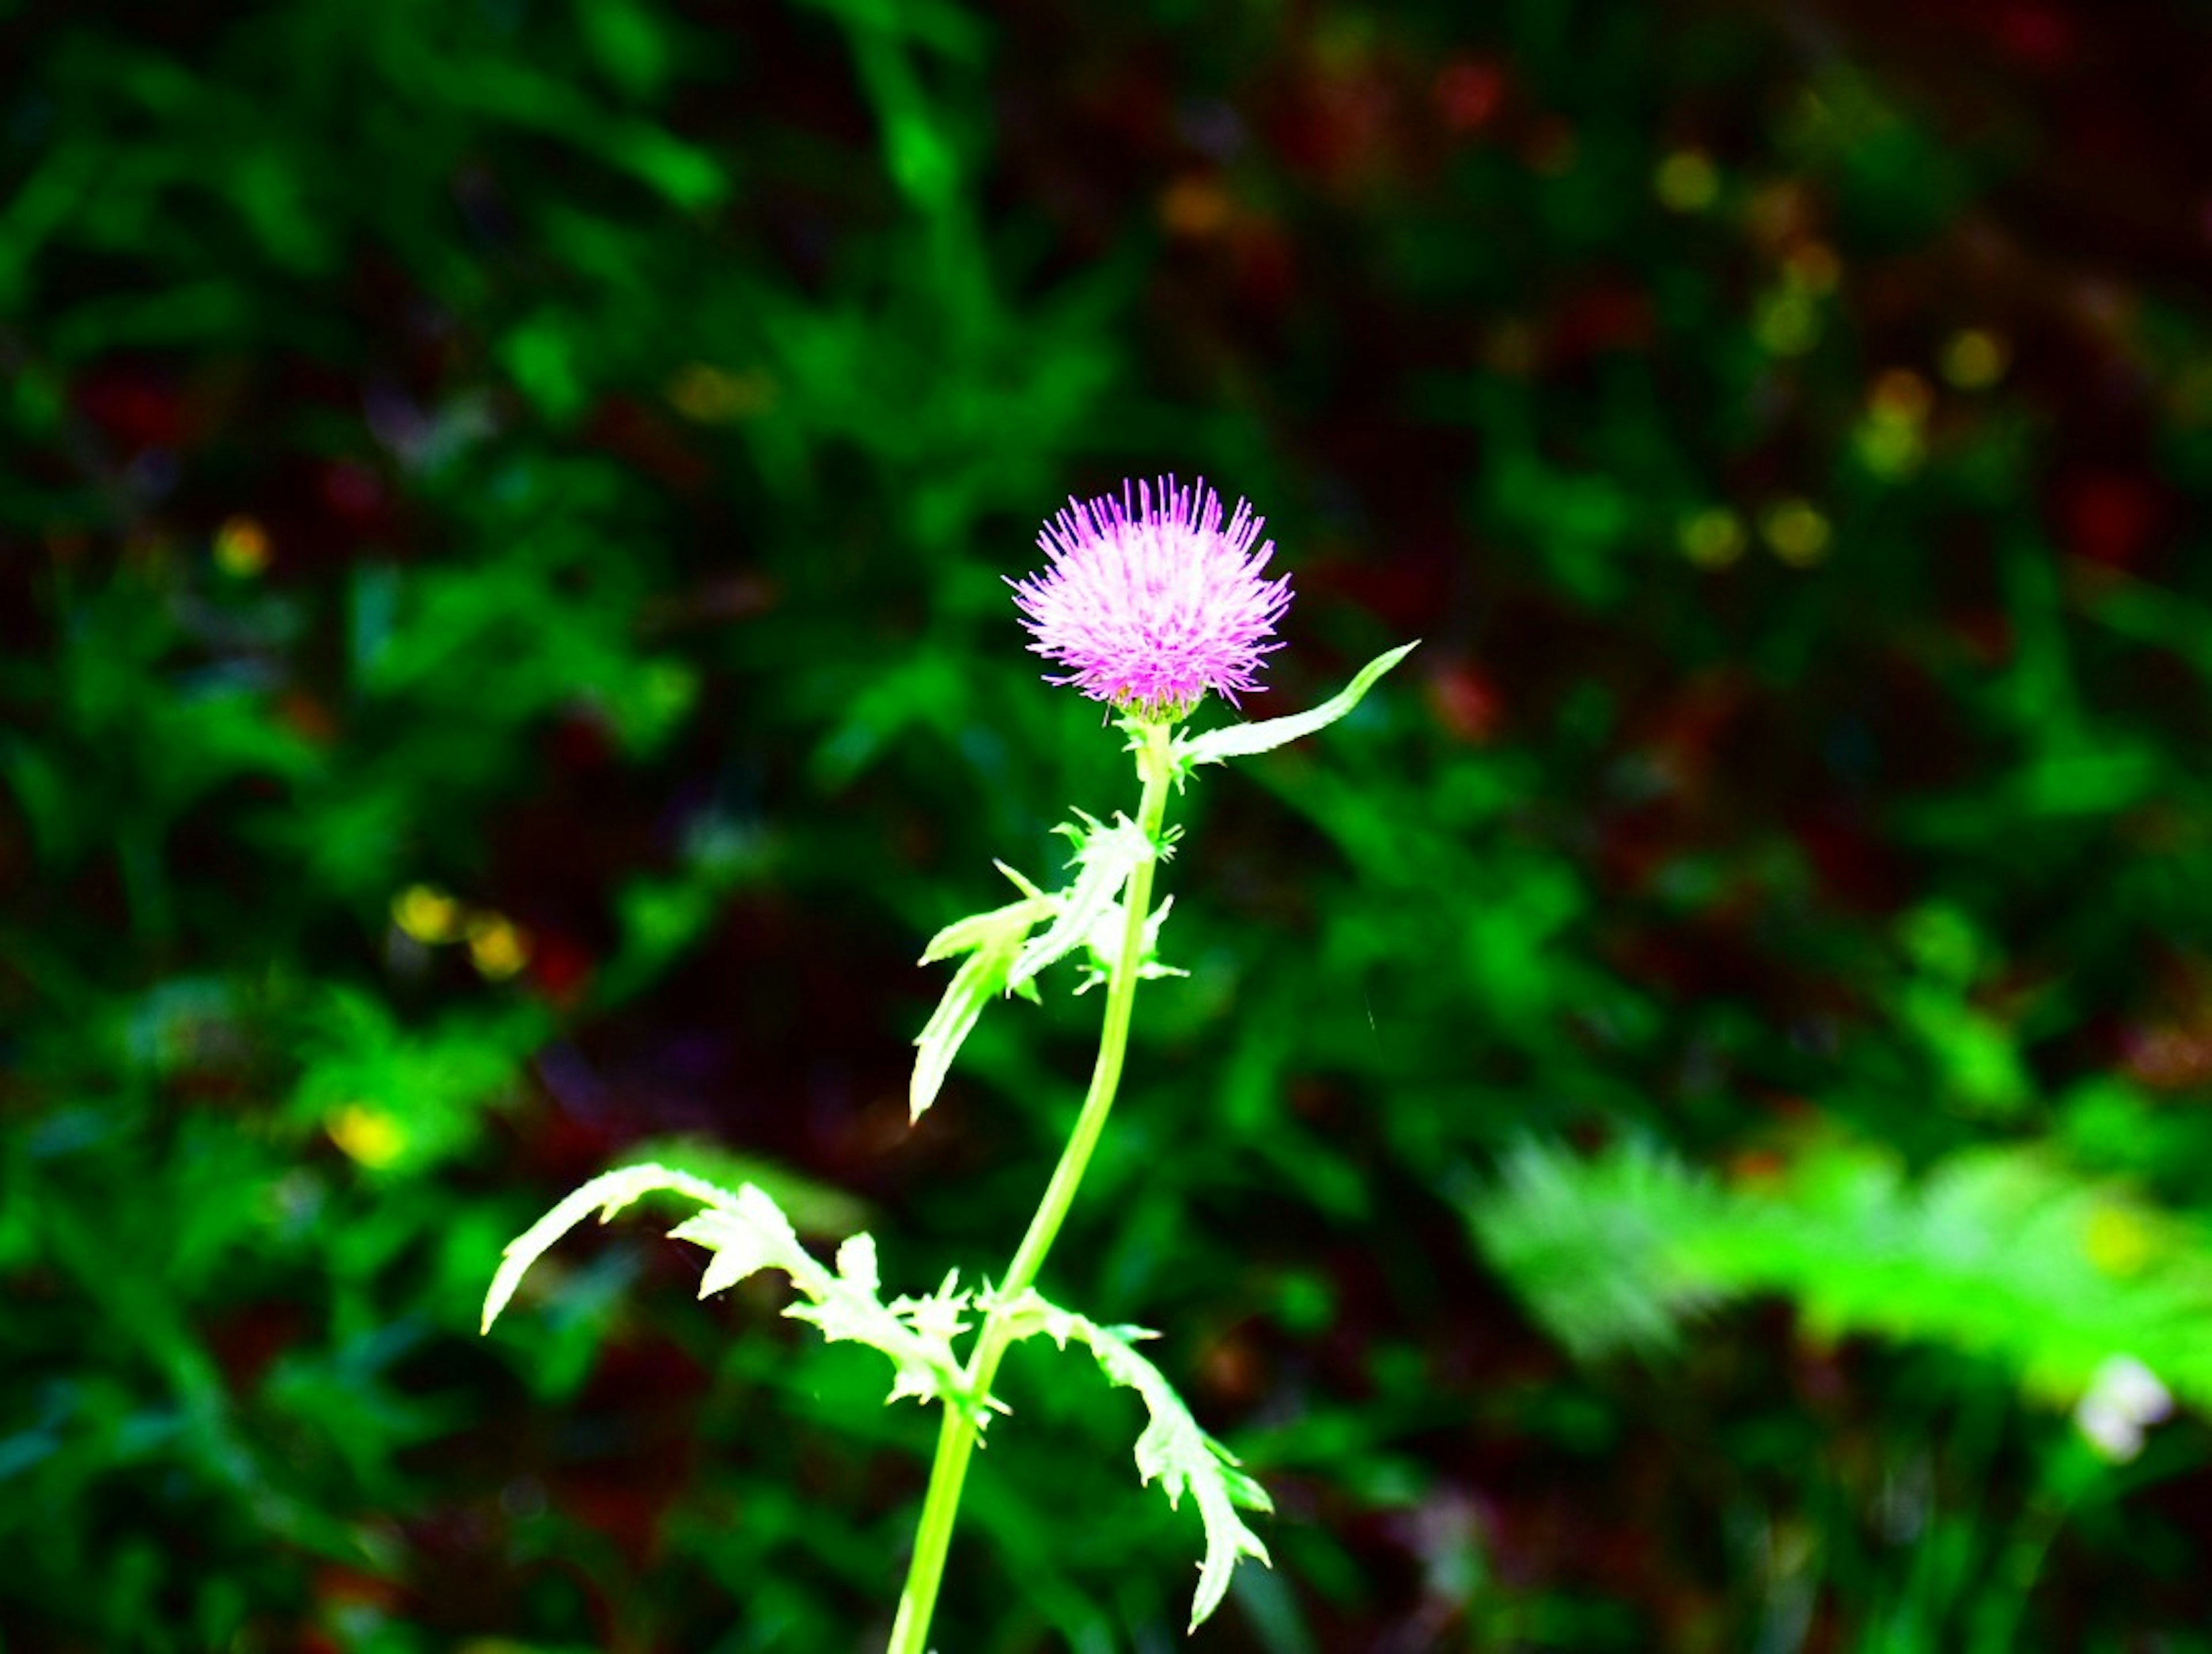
[[1011, 476, 1292, 719]]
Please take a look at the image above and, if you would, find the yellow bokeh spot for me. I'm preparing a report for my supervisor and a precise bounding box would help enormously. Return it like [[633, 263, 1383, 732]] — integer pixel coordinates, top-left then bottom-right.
[[1855, 369, 1933, 479], [392, 884, 463, 944], [1854, 418, 1925, 479], [467, 915, 532, 980], [1939, 328, 2009, 390], [328, 1103, 407, 1170], [1762, 499, 1831, 567], [213, 515, 271, 578], [1755, 291, 1821, 357], [667, 363, 777, 424], [2085, 1206, 2156, 1277], [1654, 149, 1720, 213], [1678, 507, 1746, 569]]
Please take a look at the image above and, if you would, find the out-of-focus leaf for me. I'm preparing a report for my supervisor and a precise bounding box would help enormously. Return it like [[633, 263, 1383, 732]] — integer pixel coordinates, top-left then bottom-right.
[[1470, 1137, 2212, 1409]]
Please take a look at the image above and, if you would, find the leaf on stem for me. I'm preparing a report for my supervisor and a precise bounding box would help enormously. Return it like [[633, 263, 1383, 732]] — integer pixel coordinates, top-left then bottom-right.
[[995, 1289, 1274, 1631], [918, 891, 1056, 969], [485, 1166, 991, 1423], [672, 1190, 988, 1420], [1175, 641, 1419, 772], [482, 1161, 741, 1334], [911, 892, 1056, 1122], [1006, 810, 1156, 992], [910, 815, 1165, 1120], [1071, 894, 1186, 995]]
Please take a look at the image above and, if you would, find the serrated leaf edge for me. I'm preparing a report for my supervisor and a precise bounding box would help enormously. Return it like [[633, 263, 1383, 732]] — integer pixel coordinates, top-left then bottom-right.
[[995, 1289, 1272, 1631], [482, 1162, 741, 1335], [486, 1169, 990, 1422]]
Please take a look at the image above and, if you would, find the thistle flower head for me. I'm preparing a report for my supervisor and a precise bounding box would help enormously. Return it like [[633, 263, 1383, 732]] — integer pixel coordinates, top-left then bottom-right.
[[1010, 476, 1291, 720]]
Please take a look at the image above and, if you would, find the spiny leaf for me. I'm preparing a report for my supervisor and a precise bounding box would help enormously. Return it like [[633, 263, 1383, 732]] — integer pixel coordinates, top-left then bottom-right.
[[487, 1170, 989, 1424], [1006, 811, 1156, 991], [482, 1161, 741, 1334], [1071, 894, 1186, 995], [669, 1188, 986, 1421], [993, 859, 1046, 898], [996, 1290, 1272, 1631], [1175, 641, 1419, 771], [910, 893, 1054, 1121], [911, 814, 1166, 1118], [918, 892, 1055, 968]]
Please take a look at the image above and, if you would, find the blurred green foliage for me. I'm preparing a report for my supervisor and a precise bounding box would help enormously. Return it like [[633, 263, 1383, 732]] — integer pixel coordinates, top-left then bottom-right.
[[7, 0, 2212, 1649]]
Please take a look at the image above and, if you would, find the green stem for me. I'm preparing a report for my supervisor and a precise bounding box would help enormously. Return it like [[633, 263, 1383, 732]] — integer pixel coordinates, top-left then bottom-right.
[[887, 716, 1178, 1654]]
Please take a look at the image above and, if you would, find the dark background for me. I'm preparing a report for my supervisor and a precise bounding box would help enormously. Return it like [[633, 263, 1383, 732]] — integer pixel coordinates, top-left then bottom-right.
[[9, 0, 2212, 1648]]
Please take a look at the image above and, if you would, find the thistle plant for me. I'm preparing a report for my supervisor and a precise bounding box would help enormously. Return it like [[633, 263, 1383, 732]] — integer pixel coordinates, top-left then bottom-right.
[[483, 476, 1414, 1649]]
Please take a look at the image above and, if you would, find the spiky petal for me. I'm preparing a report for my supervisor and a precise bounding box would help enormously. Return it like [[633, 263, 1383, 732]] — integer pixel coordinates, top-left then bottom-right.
[[1010, 476, 1292, 719]]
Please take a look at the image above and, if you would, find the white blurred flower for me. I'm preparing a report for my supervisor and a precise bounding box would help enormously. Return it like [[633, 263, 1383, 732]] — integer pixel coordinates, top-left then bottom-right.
[[2074, 1355, 2173, 1463]]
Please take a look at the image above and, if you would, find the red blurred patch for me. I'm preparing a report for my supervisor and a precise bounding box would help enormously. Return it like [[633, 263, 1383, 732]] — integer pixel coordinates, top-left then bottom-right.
[[1949, 608, 2012, 666], [1596, 799, 1681, 898], [312, 1563, 405, 1614], [276, 689, 341, 745], [1433, 58, 1506, 135], [1991, 0, 2075, 67], [1303, 541, 1453, 633], [1271, 44, 1402, 188], [1229, 214, 1299, 311], [1198, 1327, 1268, 1406], [321, 459, 386, 522], [2122, 1023, 2212, 1091], [528, 928, 596, 1010], [1638, 672, 1750, 795], [1550, 282, 1655, 361], [549, 709, 615, 773], [2054, 471, 2162, 570], [592, 395, 711, 492], [210, 1303, 305, 1397], [1793, 809, 1906, 912], [1425, 659, 1505, 743], [1725, 1148, 1787, 1188], [75, 365, 183, 452]]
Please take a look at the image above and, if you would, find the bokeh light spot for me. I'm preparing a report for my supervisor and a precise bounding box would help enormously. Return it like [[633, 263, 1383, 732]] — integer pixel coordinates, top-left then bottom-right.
[[1762, 499, 1832, 566], [1755, 290, 1822, 356], [1679, 507, 1747, 568], [328, 1103, 407, 1169], [1654, 149, 1720, 212], [213, 514, 271, 577], [1940, 328, 2009, 389], [467, 915, 533, 980], [392, 884, 463, 944], [1855, 370, 1931, 477]]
